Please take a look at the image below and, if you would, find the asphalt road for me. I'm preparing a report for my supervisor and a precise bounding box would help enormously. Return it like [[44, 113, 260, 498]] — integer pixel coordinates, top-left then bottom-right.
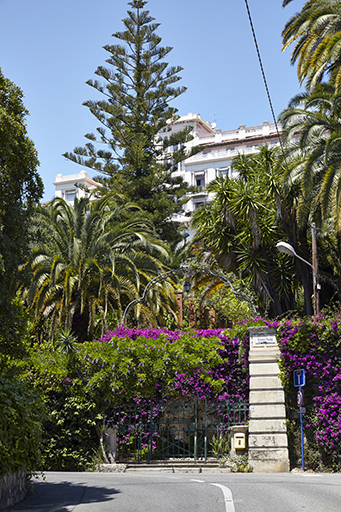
[[4, 471, 341, 512]]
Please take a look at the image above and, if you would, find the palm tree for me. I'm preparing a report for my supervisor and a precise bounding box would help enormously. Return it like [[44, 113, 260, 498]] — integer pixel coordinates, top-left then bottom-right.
[[279, 83, 341, 228], [282, 0, 341, 91], [21, 195, 172, 340], [279, 83, 341, 310]]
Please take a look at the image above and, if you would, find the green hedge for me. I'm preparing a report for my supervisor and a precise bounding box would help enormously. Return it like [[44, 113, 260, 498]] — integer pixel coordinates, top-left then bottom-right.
[[0, 373, 45, 478]]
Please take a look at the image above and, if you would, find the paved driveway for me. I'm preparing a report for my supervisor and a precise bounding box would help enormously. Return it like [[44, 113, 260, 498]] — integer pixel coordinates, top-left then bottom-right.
[[4, 471, 341, 512]]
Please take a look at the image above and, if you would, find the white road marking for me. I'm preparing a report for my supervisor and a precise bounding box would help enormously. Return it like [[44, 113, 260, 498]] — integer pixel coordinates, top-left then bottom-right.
[[211, 483, 236, 512], [190, 479, 205, 483]]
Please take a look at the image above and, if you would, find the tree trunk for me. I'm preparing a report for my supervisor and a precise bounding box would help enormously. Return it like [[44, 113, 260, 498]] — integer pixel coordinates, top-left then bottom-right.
[[261, 245, 283, 316], [297, 258, 314, 316], [296, 228, 314, 316], [98, 429, 110, 464], [71, 308, 90, 342], [281, 212, 313, 316]]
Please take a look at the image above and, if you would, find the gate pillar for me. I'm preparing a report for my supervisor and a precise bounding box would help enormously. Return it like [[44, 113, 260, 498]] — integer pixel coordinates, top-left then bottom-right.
[[248, 326, 289, 472]]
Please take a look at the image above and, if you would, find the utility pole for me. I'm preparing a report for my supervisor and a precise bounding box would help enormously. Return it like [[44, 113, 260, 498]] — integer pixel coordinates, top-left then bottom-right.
[[311, 223, 320, 315]]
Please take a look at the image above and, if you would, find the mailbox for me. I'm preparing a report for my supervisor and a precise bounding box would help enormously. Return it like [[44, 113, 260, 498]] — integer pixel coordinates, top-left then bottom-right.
[[229, 425, 248, 455], [234, 432, 246, 450]]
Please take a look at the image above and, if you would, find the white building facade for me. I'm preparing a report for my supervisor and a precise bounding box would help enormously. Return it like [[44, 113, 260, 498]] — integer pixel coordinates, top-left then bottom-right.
[[166, 113, 282, 222], [54, 115, 282, 217], [53, 170, 102, 203]]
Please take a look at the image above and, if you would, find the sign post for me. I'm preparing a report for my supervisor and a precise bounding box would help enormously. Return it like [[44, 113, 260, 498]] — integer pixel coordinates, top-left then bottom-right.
[[294, 370, 306, 472], [298, 385, 305, 472]]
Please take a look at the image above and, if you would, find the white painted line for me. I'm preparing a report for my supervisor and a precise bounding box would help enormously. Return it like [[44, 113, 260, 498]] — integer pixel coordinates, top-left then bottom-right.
[[190, 479, 205, 483], [211, 483, 236, 512]]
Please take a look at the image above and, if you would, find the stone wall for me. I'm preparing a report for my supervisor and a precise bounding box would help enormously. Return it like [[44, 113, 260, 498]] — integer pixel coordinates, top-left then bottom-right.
[[0, 471, 27, 510]]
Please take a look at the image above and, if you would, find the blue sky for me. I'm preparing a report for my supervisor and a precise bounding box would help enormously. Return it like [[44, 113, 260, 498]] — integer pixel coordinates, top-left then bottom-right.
[[0, 0, 305, 201]]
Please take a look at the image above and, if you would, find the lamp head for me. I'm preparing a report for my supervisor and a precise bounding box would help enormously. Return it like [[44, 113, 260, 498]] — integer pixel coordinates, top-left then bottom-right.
[[183, 279, 191, 293], [276, 241, 297, 257]]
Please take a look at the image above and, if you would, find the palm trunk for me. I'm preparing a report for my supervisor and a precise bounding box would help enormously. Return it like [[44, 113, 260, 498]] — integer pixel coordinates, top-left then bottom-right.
[[281, 208, 313, 315], [297, 258, 314, 316]]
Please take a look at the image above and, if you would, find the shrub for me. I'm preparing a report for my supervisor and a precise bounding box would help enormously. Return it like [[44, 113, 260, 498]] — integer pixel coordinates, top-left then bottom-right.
[[0, 371, 45, 478], [41, 396, 99, 471], [32, 326, 251, 469], [276, 315, 341, 470]]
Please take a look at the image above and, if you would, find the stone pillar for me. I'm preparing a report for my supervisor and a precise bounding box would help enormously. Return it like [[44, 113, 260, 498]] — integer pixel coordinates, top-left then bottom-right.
[[248, 326, 290, 472], [208, 309, 216, 329]]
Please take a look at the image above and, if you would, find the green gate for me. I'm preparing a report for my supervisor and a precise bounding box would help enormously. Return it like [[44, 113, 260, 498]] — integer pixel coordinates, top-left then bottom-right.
[[111, 398, 248, 463]]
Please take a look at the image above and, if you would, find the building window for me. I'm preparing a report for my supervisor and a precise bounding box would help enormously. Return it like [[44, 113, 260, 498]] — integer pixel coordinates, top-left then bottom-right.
[[194, 202, 205, 210], [65, 190, 76, 202], [196, 177, 205, 188], [218, 167, 230, 178]]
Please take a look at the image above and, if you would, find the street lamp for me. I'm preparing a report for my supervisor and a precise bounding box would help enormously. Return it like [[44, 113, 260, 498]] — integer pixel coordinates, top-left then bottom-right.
[[276, 241, 297, 258], [276, 240, 321, 315], [183, 279, 191, 293]]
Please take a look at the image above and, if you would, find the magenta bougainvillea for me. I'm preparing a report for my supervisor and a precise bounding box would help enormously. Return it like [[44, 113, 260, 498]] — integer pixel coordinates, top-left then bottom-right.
[[101, 326, 250, 402], [33, 317, 341, 470], [99, 326, 250, 460], [272, 315, 341, 469], [104, 317, 341, 468]]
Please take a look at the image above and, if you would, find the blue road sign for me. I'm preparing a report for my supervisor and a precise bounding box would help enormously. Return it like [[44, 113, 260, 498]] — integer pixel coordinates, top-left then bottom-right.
[[294, 369, 306, 387]]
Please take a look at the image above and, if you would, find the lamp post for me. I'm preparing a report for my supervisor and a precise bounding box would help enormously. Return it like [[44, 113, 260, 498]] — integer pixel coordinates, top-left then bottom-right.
[[180, 277, 193, 327], [122, 269, 182, 326], [276, 239, 321, 315], [311, 223, 320, 316]]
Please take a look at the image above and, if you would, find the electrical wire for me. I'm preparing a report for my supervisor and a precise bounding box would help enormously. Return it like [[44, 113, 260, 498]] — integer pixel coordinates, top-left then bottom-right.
[[243, 0, 286, 157]]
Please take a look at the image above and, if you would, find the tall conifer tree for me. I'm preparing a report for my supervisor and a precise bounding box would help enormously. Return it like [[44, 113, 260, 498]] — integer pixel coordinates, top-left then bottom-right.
[[64, 0, 201, 243]]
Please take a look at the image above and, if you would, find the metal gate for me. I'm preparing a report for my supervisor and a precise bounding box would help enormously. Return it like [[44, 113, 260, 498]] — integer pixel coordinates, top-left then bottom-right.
[[110, 398, 249, 463]]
